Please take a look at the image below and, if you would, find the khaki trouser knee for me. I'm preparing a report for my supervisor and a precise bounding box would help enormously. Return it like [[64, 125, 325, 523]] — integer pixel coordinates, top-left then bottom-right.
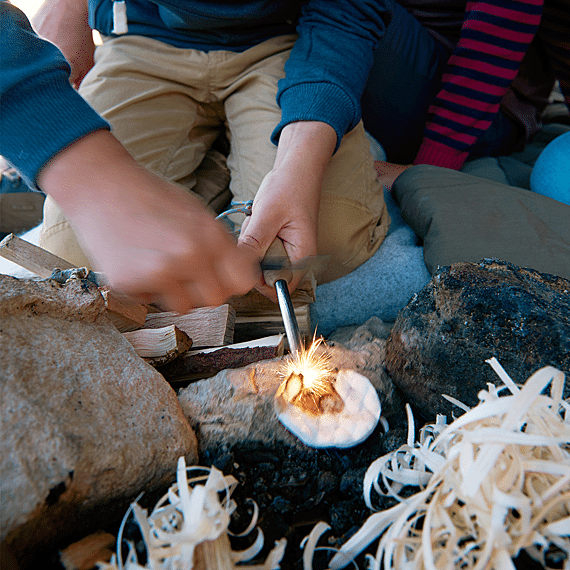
[[316, 123, 389, 283]]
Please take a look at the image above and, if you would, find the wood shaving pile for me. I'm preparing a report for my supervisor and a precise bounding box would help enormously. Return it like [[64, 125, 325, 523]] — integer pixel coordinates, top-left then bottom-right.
[[314, 359, 570, 570], [96, 457, 286, 570]]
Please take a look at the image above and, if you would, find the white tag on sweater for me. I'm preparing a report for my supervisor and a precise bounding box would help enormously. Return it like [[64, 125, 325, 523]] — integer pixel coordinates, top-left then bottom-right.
[[112, 0, 128, 35]]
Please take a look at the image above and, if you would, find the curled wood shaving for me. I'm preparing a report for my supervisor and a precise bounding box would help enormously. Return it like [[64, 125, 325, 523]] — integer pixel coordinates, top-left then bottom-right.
[[300, 523, 359, 570], [96, 457, 286, 570], [318, 359, 570, 570]]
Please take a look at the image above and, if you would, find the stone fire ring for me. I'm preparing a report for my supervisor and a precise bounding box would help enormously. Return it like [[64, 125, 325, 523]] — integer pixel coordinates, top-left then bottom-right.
[[275, 369, 382, 448]]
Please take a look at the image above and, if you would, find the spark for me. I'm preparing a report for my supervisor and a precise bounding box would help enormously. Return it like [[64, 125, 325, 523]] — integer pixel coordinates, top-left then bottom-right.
[[281, 337, 333, 391], [276, 337, 344, 416]]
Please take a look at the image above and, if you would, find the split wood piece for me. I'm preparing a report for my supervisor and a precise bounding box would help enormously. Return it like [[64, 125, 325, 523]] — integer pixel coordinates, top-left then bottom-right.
[[229, 271, 314, 344], [0, 233, 148, 332], [142, 305, 235, 348], [99, 287, 148, 332], [123, 324, 193, 366], [234, 303, 312, 345], [158, 334, 285, 383], [59, 530, 115, 570], [228, 271, 316, 314]]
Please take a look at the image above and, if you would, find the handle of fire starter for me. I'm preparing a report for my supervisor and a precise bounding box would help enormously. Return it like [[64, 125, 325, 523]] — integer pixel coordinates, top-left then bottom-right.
[[262, 238, 293, 288]]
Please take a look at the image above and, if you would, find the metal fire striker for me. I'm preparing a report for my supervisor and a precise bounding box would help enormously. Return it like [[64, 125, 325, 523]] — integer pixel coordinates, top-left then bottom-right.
[[274, 278, 303, 358]]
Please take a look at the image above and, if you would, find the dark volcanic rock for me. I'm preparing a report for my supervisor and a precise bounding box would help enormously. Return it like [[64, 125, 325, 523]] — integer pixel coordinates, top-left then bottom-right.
[[385, 259, 570, 421]]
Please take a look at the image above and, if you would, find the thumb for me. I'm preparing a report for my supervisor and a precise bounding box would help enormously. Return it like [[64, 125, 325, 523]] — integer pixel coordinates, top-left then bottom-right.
[[237, 216, 273, 260]]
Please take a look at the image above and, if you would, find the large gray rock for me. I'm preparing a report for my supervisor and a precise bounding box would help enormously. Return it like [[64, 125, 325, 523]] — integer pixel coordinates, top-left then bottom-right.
[[385, 260, 570, 421], [0, 275, 198, 568], [178, 357, 298, 451]]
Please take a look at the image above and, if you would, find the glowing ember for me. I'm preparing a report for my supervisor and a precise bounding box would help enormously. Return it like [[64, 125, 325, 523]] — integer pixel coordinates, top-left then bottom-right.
[[276, 338, 343, 416]]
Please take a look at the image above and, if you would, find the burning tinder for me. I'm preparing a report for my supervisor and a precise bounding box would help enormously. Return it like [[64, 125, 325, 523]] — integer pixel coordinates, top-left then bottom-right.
[[275, 338, 343, 416], [274, 337, 382, 449]]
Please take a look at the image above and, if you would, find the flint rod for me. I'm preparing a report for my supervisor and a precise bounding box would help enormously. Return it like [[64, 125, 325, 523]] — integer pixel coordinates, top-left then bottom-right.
[[274, 278, 303, 357]]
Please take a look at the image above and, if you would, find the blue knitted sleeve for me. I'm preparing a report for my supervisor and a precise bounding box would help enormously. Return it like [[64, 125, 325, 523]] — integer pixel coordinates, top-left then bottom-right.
[[271, 0, 391, 151], [0, 1, 109, 187]]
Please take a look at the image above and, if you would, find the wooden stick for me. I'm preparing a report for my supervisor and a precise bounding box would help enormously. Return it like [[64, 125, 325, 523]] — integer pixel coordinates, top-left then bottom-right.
[[185, 334, 284, 356], [158, 334, 285, 383], [0, 233, 73, 277]]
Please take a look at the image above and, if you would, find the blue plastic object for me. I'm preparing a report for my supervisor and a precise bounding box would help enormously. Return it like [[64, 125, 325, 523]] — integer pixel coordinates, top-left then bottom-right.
[[530, 130, 570, 206]]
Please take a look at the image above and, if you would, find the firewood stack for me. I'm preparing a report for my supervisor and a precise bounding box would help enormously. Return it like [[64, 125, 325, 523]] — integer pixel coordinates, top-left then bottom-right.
[[0, 233, 314, 384]]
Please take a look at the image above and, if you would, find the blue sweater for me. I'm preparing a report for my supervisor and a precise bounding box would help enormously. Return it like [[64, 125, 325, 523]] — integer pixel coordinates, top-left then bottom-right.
[[1, 0, 390, 186], [0, 2, 109, 187]]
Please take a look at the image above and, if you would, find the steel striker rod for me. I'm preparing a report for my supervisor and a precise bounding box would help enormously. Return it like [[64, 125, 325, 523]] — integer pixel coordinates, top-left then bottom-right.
[[274, 278, 303, 357]]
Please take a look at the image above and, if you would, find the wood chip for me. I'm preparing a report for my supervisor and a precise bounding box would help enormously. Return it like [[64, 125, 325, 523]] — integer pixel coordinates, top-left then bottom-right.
[[59, 531, 115, 570]]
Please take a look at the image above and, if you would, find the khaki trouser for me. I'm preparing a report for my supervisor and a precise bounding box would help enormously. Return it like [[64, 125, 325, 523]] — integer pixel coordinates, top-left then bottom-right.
[[40, 34, 389, 284]]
